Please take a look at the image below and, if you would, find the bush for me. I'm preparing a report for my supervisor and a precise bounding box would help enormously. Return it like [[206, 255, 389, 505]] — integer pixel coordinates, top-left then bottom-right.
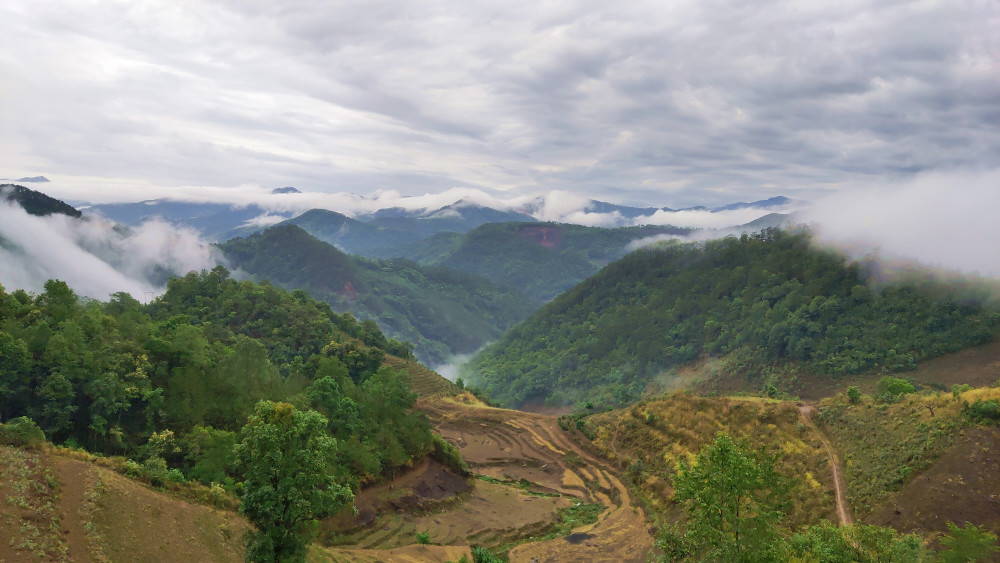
[[430, 433, 469, 476], [964, 399, 1000, 424], [415, 531, 431, 544], [471, 546, 504, 563], [0, 416, 46, 449]]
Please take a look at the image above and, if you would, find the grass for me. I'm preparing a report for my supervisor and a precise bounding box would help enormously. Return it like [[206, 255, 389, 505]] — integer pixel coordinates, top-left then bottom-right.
[[815, 387, 1000, 516], [585, 392, 834, 529]]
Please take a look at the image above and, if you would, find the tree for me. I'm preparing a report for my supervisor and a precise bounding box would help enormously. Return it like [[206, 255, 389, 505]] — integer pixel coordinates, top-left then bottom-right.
[[234, 401, 353, 562], [846, 386, 861, 404], [939, 522, 999, 563], [672, 433, 788, 562]]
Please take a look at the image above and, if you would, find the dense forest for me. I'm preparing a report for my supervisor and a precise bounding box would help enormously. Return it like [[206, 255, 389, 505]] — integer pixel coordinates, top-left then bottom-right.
[[0, 269, 435, 490], [390, 221, 693, 301], [219, 225, 535, 366], [470, 229, 1000, 408]]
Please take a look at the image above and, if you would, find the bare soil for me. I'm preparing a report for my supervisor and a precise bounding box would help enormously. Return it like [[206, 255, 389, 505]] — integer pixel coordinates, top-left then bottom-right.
[[52, 457, 96, 562], [867, 426, 1000, 535]]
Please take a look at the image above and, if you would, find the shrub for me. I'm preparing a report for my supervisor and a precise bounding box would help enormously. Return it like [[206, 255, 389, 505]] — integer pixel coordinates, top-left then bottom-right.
[[0, 416, 46, 449], [415, 531, 431, 545], [964, 399, 1000, 424], [471, 546, 504, 563], [430, 433, 469, 476], [846, 386, 861, 404]]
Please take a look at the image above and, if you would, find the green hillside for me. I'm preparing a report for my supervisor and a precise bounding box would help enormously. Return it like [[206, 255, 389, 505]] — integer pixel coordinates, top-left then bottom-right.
[[0, 184, 81, 218], [0, 270, 437, 489], [395, 222, 693, 301], [469, 228, 1000, 408], [218, 225, 536, 366]]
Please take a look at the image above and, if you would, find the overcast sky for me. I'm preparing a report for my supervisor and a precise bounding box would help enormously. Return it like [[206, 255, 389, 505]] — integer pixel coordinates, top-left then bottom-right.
[[2, 0, 997, 207]]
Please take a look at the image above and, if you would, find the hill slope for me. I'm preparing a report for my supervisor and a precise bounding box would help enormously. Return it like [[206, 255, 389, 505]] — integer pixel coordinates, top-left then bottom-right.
[[393, 222, 693, 301], [218, 225, 537, 366], [468, 229, 1000, 408]]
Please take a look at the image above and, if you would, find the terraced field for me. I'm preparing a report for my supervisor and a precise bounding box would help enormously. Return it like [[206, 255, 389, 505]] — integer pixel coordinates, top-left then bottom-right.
[[421, 395, 655, 562]]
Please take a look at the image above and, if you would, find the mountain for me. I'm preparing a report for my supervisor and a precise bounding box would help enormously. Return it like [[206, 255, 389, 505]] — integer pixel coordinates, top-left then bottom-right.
[[386, 221, 694, 301], [0, 184, 81, 218], [85, 199, 294, 240], [271, 209, 416, 255], [467, 228, 1000, 408], [271, 186, 301, 194], [359, 199, 538, 238], [218, 225, 536, 366], [710, 195, 800, 212]]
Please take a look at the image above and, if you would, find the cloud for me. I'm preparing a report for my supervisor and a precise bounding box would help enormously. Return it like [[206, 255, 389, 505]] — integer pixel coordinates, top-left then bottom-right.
[[802, 169, 1000, 277], [0, 202, 219, 300], [2, 0, 996, 207]]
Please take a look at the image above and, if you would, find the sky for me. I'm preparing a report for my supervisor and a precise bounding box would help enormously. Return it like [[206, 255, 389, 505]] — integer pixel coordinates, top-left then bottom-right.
[[2, 0, 997, 208]]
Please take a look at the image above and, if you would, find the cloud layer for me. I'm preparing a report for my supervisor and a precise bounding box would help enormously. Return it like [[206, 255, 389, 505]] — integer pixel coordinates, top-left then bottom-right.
[[2, 0, 997, 206], [0, 202, 218, 300]]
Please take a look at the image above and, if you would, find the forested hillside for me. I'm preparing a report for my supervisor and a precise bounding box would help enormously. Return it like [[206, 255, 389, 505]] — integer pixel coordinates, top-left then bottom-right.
[[470, 229, 1000, 408], [391, 221, 693, 301], [218, 225, 535, 366], [0, 270, 436, 489], [0, 184, 81, 218]]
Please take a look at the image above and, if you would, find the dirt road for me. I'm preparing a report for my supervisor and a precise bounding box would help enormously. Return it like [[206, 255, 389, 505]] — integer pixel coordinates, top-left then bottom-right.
[[799, 404, 853, 525]]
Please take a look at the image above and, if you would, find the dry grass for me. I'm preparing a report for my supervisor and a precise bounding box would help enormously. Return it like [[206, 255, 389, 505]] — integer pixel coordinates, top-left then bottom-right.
[[587, 392, 837, 529]]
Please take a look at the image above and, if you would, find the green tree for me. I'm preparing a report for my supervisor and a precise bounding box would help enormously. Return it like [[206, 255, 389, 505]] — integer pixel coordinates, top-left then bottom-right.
[[846, 386, 861, 404], [234, 401, 353, 562], [672, 433, 788, 562], [939, 522, 999, 563]]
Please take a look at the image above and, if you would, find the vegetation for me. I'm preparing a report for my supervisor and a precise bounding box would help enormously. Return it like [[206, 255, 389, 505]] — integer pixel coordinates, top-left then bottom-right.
[[0, 270, 436, 493], [815, 390, 975, 515], [235, 401, 353, 562], [399, 221, 692, 301], [587, 394, 832, 527], [656, 432, 997, 562], [470, 229, 1000, 408], [219, 225, 535, 365], [0, 183, 81, 218], [671, 433, 788, 562]]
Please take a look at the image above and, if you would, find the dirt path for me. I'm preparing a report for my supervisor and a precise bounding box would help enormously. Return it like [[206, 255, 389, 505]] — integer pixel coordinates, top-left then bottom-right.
[[799, 404, 852, 525], [52, 457, 96, 562]]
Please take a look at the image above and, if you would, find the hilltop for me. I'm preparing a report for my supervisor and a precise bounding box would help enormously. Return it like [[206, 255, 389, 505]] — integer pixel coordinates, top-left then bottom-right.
[[468, 228, 1000, 408]]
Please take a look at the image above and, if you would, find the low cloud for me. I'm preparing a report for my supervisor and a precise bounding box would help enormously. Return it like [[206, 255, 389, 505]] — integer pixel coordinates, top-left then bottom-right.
[[0, 202, 219, 300], [803, 169, 1000, 277]]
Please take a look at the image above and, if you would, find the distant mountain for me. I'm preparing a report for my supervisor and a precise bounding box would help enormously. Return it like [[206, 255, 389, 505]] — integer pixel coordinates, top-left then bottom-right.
[[9, 176, 50, 183], [271, 186, 301, 194], [218, 225, 536, 366], [390, 222, 694, 301], [710, 196, 800, 212], [0, 184, 81, 218], [359, 199, 538, 237], [85, 199, 294, 240]]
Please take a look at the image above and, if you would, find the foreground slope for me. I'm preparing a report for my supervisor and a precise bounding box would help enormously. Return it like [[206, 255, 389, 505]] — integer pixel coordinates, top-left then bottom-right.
[[470, 229, 1000, 408]]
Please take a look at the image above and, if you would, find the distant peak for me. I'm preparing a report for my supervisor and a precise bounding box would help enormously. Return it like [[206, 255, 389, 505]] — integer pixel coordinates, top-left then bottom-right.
[[17, 176, 50, 183], [271, 186, 301, 194]]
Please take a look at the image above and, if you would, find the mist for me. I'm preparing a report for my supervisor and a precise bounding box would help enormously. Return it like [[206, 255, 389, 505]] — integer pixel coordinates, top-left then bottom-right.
[[432, 351, 480, 383], [0, 201, 219, 300], [803, 169, 1000, 278]]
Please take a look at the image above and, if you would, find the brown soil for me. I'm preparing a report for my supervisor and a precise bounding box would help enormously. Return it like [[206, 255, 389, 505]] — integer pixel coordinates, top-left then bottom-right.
[[319, 543, 473, 562], [52, 457, 97, 562], [324, 456, 470, 533], [867, 426, 1000, 535], [518, 225, 563, 249], [422, 397, 655, 562], [90, 465, 250, 562]]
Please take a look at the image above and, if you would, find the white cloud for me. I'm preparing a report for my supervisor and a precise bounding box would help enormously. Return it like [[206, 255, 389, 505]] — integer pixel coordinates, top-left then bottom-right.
[[0, 202, 219, 300]]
